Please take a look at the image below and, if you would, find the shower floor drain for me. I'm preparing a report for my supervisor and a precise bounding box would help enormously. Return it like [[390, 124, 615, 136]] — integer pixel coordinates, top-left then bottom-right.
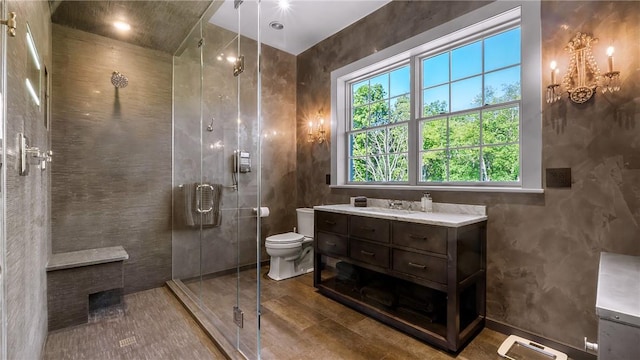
[[119, 336, 137, 348]]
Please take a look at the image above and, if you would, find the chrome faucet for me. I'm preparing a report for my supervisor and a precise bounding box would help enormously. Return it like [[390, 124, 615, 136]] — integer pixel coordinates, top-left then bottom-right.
[[388, 200, 403, 209]]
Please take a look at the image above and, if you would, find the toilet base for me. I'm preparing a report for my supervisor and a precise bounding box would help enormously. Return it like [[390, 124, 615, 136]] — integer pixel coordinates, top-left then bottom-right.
[[267, 266, 313, 281], [267, 247, 314, 281]]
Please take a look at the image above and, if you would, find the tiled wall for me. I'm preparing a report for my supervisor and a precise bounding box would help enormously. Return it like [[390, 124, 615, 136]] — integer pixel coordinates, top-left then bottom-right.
[[51, 25, 173, 294], [4, 1, 52, 358], [172, 22, 297, 279], [295, 0, 640, 350]]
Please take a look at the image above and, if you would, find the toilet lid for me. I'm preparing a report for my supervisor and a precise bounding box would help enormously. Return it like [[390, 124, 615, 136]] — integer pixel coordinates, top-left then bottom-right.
[[266, 232, 305, 244]]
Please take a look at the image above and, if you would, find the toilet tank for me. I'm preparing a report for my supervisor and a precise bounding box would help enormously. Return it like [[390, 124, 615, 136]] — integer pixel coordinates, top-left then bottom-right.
[[296, 208, 314, 238]]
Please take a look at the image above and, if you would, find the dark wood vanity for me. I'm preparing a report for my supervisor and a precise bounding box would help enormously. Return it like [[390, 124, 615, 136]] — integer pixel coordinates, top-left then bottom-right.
[[313, 208, 487, 352]]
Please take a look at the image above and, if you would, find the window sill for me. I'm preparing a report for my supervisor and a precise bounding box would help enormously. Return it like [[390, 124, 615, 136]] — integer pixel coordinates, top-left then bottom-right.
[[330, 184, 544, 194]]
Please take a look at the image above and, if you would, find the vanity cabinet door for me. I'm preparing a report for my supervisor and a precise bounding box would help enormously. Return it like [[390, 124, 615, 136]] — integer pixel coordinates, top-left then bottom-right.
[[350, 240, 389, 268], [350, 216, 390, 243], [392, 221, 447, 255], [316, 232, 348, 257], [392, 250, 447, 284], [316, 211, 348, 234]]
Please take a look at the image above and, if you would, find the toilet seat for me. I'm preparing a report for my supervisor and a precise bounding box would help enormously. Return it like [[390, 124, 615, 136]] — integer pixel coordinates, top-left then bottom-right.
[[266, 232, 305, 244]]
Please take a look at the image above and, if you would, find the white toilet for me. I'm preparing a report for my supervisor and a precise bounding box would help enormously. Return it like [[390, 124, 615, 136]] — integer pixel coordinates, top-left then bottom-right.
[[265, 208, 314, 281]]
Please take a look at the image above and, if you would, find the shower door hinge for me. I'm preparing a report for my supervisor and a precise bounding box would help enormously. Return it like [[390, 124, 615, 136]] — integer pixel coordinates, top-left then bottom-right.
[[233, 55, 244, 77], [197, 38, 204, 48], [234, 0, 243, 9], [0, 12, 16, 37], [233, 306, 244, 328]]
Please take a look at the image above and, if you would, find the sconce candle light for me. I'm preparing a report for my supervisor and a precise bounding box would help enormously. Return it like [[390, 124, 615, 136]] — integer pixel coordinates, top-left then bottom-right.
[[602, 46, 620, 93], [546, 61, 561, 104]]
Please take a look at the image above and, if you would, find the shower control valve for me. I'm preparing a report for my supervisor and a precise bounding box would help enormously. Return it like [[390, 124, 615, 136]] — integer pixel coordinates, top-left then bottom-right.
[[17, 133, 52, 175]]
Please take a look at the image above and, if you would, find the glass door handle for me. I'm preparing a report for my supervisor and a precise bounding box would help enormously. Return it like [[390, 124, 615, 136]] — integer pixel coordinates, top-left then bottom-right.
[[196, 184, 214, 213]]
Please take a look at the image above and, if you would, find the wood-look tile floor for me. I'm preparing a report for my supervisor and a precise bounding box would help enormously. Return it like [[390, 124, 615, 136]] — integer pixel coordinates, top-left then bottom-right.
[[43, 287, 225, 360], [186, 267, 509, 360]]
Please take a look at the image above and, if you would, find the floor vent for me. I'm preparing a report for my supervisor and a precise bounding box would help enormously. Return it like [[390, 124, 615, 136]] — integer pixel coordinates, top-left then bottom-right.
[[119, 336, 137, 348]]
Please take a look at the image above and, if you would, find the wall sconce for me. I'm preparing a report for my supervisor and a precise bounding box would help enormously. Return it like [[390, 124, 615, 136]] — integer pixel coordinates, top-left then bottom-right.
[[307, 111, 326, 143], [546, 32, 621, 104]]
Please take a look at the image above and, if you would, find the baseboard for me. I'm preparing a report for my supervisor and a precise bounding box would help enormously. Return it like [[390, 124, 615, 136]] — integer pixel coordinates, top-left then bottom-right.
[[486, 318, 596, 360]]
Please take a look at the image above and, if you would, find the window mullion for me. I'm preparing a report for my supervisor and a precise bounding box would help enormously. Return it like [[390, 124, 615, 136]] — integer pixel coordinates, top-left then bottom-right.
[[446, 49, 452, 182], [408, 55, 418, 185], [480, 36, 485, 182]]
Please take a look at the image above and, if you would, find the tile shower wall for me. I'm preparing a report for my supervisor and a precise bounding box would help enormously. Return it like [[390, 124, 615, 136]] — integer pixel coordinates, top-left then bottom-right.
[[296, 0, 640, 351], [4, 1, 51, 359], [51, 25, 172, 294], [172, 23, 297, 279]]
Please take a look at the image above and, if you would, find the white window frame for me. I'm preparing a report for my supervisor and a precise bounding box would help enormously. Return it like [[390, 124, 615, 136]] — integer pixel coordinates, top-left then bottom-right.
[[331, 1, 542, 193]]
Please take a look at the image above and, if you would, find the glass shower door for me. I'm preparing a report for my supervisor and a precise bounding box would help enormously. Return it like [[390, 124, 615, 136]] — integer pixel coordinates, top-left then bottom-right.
[[0, 0, 5, 357], [232, 1, 261, 357], [172, 0, 261, 358]]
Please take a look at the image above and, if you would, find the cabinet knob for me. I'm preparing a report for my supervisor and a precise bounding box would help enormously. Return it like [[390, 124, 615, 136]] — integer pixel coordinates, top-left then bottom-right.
[[409, 234, 428, 241], [408, 262, 427, 270], [360, 250, 375, 257]]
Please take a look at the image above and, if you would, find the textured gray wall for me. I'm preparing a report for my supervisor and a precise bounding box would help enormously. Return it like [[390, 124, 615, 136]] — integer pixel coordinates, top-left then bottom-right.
[[51, 25, 173, 294], [4, 1, 52, 359], [296, 0, 640, 350], [172, 22, 297, 279]]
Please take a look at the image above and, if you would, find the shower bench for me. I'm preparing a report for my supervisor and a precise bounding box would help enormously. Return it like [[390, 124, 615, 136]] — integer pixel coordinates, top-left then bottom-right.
[[46, 246, 129, 331]]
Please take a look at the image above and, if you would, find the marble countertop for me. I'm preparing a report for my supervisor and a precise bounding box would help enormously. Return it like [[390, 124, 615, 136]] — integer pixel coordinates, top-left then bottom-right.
[[596, 252, 640, 327], [313, 204, 487, 227], [47, 246, 129, 271]]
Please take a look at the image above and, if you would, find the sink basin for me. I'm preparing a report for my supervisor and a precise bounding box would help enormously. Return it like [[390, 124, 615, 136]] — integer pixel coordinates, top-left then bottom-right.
[[356, 207, 418, 215]]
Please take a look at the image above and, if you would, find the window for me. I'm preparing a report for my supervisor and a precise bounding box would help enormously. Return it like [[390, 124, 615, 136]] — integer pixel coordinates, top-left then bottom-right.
[[349, 65, 410, 182], [419, 28, 521, 183], [332, 1, 542, 192]]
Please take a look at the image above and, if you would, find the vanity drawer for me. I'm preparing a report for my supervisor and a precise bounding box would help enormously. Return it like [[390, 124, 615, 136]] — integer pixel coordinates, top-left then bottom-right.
[[316, 232, 348, 257], [350, 240, 389, 268], [350, 216, 390, 243], [392, 221, 447, 254], [316, 211, 348, 234], [392, 250, 447, 284]]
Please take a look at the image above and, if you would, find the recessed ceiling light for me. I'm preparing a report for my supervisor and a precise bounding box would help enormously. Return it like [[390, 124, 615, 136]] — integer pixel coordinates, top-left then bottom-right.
[[278, 0, 290, 10], [113, 21, 131, 31], [269, 21, 284, 30]]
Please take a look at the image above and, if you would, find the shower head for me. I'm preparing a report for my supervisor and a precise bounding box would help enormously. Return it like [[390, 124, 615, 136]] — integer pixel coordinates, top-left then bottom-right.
[[111, 71, 128, 88]]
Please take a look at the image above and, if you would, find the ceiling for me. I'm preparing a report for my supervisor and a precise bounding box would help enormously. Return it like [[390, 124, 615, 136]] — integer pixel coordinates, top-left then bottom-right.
[[49, 0, 392, 56], [51, 1, 214, 54], [209, 0, 392, 55]]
